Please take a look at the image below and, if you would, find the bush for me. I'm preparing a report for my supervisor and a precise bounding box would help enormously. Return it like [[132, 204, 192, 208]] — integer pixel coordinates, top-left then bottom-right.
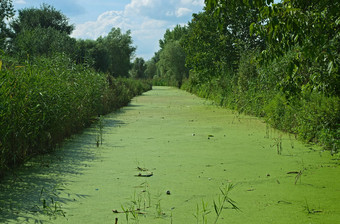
[[296, 93, 339, 150]]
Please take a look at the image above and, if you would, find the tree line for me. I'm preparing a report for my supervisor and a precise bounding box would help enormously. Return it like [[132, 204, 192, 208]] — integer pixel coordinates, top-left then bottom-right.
[[0, 2, 148, 78], [152, 0, 339, 151]]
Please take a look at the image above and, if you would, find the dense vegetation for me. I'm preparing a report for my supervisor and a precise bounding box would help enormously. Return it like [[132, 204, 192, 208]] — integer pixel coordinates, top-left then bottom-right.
[[146, 25, 189, 87], [0, 2, 151, 177], [150, 0, 339, 152], [1, 0, 339, 177]]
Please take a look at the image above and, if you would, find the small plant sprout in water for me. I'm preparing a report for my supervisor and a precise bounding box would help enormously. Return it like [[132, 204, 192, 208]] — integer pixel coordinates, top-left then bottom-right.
[[131, 190, 143, 211], [272, 135, 283, 155], [295, 170, 303, 185], [265, 124, 270, 138], [194, 200, 211, 224], [194, 183, 239, 224], [97, 115, 104, 146], [153, 191, 166, 218], [129, 204, 140, 223], [289, 134, 295, 149], [36, 185, 66, 217], [121, 205, 130, 223], [304, 199, 322, 214], [213, 183, 240, 224]]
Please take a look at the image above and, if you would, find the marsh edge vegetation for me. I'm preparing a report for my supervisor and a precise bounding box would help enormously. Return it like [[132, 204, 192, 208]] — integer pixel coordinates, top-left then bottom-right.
[[149, 0, 339, 153], [0, 2, 153, 177], [0, 55, 151, 177], [112, 181, 239, 224]]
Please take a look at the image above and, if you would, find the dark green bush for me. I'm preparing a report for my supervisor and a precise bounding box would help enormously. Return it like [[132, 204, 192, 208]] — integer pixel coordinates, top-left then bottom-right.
[[296, 93, 339, 149]]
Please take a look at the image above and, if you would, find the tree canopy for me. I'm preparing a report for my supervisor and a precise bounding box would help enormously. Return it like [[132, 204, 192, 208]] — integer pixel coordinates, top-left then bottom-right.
[[130, 57, 146, 79], [11, 4, 74, 35], [0, 0, 14, 50], [153, 25, 189, 87], [10, 4, 75, 57]]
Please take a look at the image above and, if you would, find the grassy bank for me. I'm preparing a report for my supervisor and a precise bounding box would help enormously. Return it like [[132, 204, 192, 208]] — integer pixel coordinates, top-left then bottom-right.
[[0, 55, 151, 177], [182, 52, 339, 153]]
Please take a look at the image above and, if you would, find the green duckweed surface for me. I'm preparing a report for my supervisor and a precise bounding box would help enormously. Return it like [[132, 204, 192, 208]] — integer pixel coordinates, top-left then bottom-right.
[[1, 86, 340, 224]]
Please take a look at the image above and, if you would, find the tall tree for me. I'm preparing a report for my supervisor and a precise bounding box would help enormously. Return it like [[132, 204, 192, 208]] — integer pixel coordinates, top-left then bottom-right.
[[0, 0, 14, 50], [98, 28, 136, 77], [145, 58, 157, 79], [252, 0, 340, 96], [130, 57, 146, 79], [157, 40, 188, 87], [107, 28, 135, 77], [74, 39, 97, 65], [11, 4, 75, 57], [11, 4, 74, 35], [159, 25, 188, 50], [155, 25, 188, 87]]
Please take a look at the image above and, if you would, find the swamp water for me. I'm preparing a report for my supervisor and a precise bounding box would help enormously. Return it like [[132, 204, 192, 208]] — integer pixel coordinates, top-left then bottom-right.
[[1, 86, 339, 223]]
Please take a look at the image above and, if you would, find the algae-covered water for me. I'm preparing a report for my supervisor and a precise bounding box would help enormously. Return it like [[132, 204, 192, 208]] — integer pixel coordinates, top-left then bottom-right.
[[1, 86, 340, 224]]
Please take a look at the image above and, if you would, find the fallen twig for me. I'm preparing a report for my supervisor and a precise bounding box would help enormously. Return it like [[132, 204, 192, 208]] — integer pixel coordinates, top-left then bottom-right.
[[112, 209, 146, 215], [135, 172, 153, 177]]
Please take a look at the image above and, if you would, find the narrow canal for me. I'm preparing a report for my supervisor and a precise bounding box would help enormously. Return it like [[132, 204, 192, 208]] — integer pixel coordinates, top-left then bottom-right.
[[1, 86, 339, 223]]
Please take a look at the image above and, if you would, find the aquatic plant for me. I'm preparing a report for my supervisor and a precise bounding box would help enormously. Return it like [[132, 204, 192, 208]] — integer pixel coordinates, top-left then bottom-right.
[[213, 183, 239, 224], [194, 200, 211, 224], [32, 185, 66, 218], [272, 135, 283, 155], [304, 199, 322, 214]]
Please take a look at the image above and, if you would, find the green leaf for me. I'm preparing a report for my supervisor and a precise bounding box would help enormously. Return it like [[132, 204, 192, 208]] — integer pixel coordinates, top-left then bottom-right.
[[327, 61, 333, 75], [250, 22, 255, 35], [213, 200, 219, 214]]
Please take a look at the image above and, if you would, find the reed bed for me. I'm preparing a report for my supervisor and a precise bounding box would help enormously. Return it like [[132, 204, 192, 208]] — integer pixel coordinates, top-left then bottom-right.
[[0, 55, 151, 177]]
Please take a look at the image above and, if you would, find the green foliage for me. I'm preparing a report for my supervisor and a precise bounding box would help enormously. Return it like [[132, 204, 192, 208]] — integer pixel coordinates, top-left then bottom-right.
[[154, 25, 188, 87], [130, 57, 146, 79], [0, 0, 14, 50], [0, 55, 151, 177], [157, 40, 188, 87], [74, 39, 96, 65], [9, 4, 75, 58], [264, 93, 294, 131], [295, 93, 339, 149], [102, 28, 135, 77], [144, 59, 157, 79], [76, 28, 135, 77], [252, 0, 340, 96], [13, 27, 76, 58], [159, 25, 188, 50], [11, 4, 74, 35], [180, 0, 339, 152], [0, 2, 150, 177], [182, 2, 262, 85], [182, 12, 222, 83]]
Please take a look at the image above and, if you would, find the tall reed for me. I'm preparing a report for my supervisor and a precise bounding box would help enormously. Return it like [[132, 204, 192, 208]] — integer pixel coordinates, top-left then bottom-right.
[[0, 55, 151, 177]]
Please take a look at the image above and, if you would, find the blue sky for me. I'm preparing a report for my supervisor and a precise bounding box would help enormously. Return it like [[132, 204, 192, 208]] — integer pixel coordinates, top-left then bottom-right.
[[13, 0, 205, 60]]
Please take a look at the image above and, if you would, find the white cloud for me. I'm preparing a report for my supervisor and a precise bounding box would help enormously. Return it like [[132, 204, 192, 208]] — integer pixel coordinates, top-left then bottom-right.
[[14, 0, 26, 4], [176, 8, 192, 17], [124, 0, 161, 17], [71, 0, 204, 59], [72, 11, 128, 39], [181, 0, 205, 6]]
